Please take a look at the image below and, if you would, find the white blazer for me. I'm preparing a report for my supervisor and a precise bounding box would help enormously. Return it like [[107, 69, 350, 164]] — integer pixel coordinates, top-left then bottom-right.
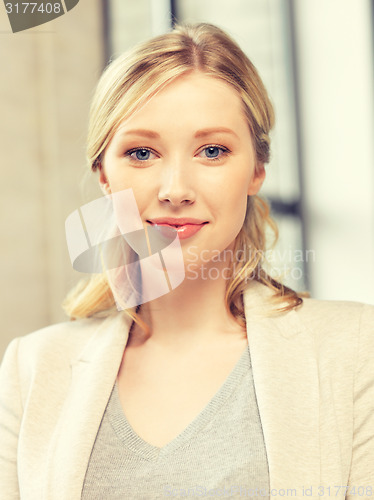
[[0, 281, 373, 499]]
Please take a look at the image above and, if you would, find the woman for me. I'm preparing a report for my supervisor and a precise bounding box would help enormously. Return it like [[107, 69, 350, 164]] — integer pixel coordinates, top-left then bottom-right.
[[0, 23, 373, 500]]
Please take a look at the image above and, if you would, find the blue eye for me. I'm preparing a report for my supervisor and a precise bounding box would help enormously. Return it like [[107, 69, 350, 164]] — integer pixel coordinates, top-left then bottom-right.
[[131, 148, 152, 161], [199, 145, 229, 161], [204, 146, 220, 158], [125, 145, 229, 163]]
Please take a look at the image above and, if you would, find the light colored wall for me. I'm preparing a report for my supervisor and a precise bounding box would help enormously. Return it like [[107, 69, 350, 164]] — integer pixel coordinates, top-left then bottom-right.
[[0, 1, 104, 357], [110, 0, 153, 56], [294, 0, 374, 303]]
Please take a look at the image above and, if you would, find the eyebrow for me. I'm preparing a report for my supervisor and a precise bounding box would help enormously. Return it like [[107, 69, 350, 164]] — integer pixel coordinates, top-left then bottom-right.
[[117, 127, 239, 140], [194, 127, 239, 139]]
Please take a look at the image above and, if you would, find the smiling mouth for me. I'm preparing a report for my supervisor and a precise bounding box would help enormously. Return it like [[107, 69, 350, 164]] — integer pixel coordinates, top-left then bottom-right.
[[147, 221, 208, 240]]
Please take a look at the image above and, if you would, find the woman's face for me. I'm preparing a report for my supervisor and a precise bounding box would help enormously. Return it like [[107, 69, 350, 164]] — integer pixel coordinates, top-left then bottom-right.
[[100, 71, 265, 274]]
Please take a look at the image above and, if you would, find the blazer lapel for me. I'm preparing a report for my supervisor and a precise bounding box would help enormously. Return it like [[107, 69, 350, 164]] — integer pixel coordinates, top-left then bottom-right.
[[243, 283, 321, 496], [43, 311, 133, 500]]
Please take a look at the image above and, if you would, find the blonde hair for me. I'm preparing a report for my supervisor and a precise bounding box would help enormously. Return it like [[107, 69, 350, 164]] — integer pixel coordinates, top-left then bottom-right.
[[63, 22, 304, 330]]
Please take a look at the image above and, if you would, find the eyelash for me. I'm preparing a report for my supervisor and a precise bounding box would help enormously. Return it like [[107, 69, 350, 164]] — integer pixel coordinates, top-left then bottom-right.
[[124, 145, 231, 163]]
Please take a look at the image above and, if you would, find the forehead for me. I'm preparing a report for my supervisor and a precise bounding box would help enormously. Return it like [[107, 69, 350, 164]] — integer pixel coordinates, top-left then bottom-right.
[[114, 72, 248, 136]]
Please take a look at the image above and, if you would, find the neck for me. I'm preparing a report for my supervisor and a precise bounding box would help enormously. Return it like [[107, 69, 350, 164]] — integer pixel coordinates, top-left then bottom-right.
[[130, 257, 246, 350]]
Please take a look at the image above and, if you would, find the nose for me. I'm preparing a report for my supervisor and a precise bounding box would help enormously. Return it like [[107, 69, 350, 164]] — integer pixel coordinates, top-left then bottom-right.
[[157, 159, 196, 206]]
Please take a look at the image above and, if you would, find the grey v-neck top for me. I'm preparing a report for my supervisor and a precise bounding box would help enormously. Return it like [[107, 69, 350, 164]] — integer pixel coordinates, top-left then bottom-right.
[[81, 344, 270, 499]]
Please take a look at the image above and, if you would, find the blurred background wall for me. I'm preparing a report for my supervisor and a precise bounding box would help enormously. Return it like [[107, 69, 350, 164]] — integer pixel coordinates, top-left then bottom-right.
[[0, 0, 105, 355], [1, 0, 373, 357]]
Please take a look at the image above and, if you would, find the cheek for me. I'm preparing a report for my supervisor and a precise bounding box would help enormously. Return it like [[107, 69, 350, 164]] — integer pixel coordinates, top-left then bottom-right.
[[226, 172, 252, 204], [223, 181, 250, 229], [107, 169, 145, 196], [214, 192, 247, 233], [121, 175, 158, 217]]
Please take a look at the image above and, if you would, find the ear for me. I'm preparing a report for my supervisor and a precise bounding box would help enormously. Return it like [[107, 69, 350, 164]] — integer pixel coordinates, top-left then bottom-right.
[[247, 163, 266, 196], [98, 163, 111, 195]]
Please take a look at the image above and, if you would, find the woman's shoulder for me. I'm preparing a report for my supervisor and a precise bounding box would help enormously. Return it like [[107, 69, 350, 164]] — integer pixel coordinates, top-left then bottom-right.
[[290, 296, 374, 357], [2, 312, 124, 370], [245, 280, 373, 341], [246, 280, 373, 323], [296, 295, 374, 332]]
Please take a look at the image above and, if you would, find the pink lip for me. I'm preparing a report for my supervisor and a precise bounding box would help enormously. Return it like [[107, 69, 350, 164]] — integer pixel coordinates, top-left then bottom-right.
[[148, 219, 208, 240], [148, 217, 207, 225]]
